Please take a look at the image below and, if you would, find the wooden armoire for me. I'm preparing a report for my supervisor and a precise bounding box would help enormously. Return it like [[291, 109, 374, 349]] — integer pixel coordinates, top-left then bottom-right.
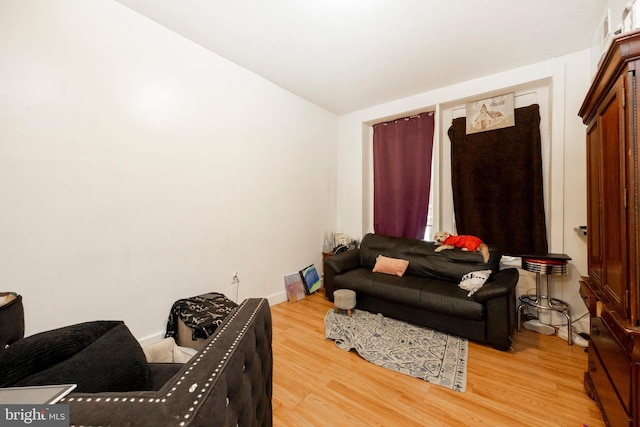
[[579, 30, 640, 427]]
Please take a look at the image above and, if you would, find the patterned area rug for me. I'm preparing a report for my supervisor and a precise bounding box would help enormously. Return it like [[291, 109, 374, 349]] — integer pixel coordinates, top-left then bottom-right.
[[324, 309, 467, 392]]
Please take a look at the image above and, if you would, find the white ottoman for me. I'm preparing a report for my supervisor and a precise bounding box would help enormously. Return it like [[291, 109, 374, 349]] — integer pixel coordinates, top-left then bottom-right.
[[333, 289, 356, 317]]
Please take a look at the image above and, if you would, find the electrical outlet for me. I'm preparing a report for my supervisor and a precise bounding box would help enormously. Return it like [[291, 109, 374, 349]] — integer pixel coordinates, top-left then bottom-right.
[[230, 272, 240, 303]]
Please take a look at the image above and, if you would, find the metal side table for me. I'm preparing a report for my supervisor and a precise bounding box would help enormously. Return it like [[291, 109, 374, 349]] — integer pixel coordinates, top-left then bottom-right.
[[516, 253, 572, 344]]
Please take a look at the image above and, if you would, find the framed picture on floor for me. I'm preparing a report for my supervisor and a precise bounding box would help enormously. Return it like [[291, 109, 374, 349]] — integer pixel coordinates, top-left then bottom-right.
[[299, 264, 321, 294], [284, 273, 306, 303]]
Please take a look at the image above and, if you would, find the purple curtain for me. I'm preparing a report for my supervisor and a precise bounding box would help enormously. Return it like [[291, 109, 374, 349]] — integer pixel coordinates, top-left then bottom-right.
[[373, 113, 435, 239]]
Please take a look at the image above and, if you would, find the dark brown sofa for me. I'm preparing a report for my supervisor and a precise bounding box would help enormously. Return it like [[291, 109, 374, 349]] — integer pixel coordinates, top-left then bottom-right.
[[324, 233, 519, 350]]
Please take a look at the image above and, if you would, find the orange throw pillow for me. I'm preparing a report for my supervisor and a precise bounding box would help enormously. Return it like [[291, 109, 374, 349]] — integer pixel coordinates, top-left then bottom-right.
[[372, 255, 409, 277]]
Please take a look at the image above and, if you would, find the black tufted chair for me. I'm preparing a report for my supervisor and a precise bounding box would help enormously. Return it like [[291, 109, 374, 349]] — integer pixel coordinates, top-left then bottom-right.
[[64, 298, 273, 427]]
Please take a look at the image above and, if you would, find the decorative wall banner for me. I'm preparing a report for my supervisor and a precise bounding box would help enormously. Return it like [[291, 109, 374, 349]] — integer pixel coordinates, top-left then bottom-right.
[[465, 93, 515, 134]]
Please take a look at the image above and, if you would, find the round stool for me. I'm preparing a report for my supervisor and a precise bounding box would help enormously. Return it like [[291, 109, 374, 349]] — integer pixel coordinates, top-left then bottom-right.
[[516, 254, 572, 345], [333, 289, 356, 317]]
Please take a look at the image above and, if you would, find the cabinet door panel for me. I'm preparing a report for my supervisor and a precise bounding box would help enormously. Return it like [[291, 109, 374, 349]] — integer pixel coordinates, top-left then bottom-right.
[[589, 349, 632, 427], [599, 76, 628, 317], [591, 317, 632, 412], [587, 120, 602, 285]]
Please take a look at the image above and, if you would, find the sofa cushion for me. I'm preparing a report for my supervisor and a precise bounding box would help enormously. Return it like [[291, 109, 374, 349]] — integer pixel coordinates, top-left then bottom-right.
[[372, 255, 409, 276], [143, 337, 197, 363], [0, 321, 152, 393], [143, 336, 175, 363], [148, 363, 182, 391], [0, 321, 122, 387], [335, 268, 485, 321]]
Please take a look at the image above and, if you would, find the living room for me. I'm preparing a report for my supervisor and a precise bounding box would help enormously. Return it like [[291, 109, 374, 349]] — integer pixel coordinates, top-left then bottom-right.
[[0, 0, 626, 425]]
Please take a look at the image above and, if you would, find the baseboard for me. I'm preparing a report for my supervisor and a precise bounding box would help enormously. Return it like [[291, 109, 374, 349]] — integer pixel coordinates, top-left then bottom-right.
[[266, 290, 288, 306]]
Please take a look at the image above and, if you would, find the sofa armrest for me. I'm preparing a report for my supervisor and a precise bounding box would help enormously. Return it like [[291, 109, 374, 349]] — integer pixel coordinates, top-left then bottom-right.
[[323, 249, 360, 301], [473, 268, 519, 302]]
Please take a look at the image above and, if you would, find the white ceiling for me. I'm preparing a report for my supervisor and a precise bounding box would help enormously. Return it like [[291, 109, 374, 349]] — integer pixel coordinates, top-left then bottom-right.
[[115, 0, 608, 115]]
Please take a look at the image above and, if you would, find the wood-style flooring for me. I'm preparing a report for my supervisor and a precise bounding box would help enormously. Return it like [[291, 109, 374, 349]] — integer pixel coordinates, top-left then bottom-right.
[[270, 290, 605, 427]]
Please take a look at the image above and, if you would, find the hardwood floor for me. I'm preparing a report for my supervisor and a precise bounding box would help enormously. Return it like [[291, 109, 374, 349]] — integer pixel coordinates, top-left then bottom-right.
[[270, 291, 605, 427]]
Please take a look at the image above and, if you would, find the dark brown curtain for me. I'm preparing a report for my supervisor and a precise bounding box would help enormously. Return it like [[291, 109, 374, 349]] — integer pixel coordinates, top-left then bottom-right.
[[447, 104, 548, 255], [373, 113, 434, 239]]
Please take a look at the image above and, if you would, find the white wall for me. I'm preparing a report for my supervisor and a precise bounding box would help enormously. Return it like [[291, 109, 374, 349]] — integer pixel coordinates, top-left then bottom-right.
[[589, 1, 634, 73], [0, 1, 338, 340], [337, 50, 592, 334]]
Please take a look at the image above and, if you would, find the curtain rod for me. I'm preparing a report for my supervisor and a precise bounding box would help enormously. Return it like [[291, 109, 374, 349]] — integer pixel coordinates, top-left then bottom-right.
[[376, 111, 434, 127]]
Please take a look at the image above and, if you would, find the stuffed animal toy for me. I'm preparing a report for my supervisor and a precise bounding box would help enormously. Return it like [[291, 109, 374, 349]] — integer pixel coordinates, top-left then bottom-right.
[[433, 231, 490, 263]]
